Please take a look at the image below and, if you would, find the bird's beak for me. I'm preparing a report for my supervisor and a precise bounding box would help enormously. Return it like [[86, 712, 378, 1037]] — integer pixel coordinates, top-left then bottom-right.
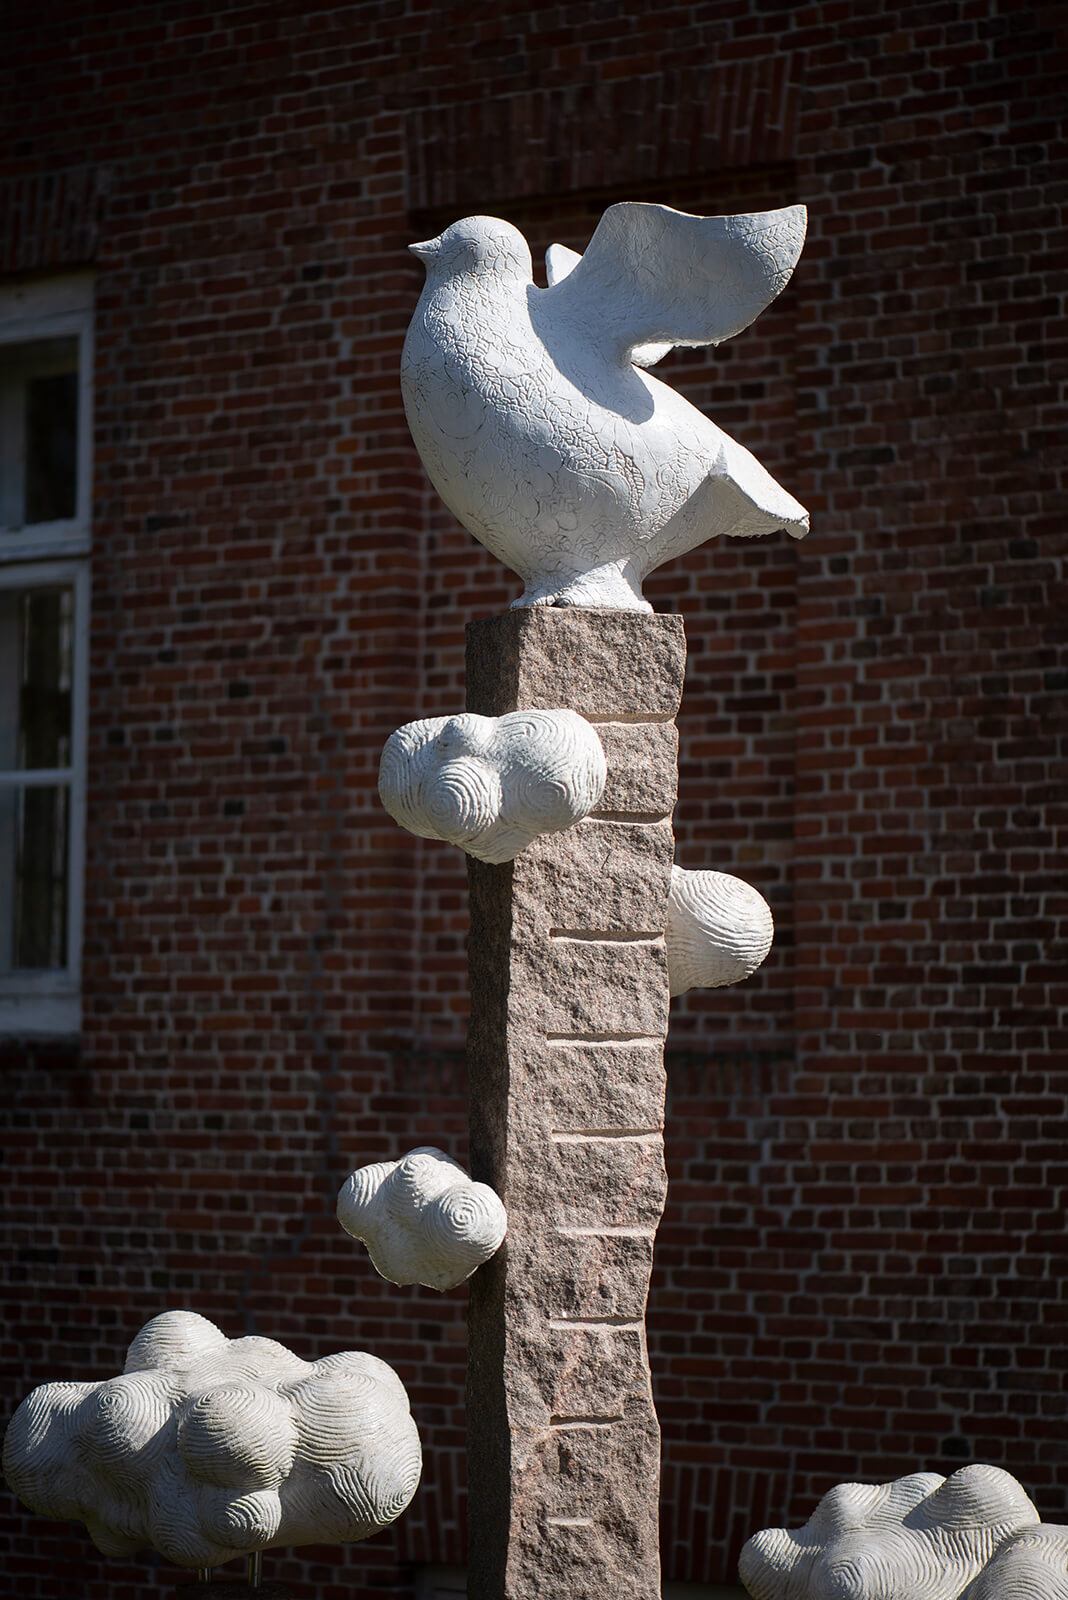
[[409, 237, 440, 260]]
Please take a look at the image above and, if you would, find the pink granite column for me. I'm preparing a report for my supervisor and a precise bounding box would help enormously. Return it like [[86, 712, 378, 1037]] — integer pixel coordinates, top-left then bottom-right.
[[465, 609, 685, 1600]]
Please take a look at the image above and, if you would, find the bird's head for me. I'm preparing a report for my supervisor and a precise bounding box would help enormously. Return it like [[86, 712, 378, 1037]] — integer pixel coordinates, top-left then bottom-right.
[[409, 215, 531, 284]]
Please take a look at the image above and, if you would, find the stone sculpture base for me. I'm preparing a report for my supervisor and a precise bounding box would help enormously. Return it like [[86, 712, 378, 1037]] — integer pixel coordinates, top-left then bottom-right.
[[194, 1585, 290, 1597], [465, 608, 685, 1600]]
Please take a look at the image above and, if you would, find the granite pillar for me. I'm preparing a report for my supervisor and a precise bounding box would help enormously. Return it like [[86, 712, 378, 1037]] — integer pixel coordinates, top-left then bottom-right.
[[465, 608, 685, 1600]]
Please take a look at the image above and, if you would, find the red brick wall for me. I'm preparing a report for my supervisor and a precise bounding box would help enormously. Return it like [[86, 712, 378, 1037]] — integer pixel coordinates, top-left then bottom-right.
[[1, 2, 1065, 1594]]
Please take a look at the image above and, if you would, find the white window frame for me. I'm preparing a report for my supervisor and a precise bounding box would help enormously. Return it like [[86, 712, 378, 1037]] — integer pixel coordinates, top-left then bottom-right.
[[0, 276, 93, 1036], [0, 275, 93, 559]]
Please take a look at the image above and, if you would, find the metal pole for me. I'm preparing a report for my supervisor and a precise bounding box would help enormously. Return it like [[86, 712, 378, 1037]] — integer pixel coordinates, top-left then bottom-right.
[[196, 1571, 212, 1585], [247, 1550, 263, 1587]]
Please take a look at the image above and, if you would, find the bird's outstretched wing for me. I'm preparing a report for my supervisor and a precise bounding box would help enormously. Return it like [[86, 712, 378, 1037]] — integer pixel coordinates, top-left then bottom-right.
[[545, 242, 672, 368], [543, 201, 806, 367]]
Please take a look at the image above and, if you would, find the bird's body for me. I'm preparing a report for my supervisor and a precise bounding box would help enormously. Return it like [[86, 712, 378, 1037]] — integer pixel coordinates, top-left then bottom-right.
[[401, 204, 809, 610]]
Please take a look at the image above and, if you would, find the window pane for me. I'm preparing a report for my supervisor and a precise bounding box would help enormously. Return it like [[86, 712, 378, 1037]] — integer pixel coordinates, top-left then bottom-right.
[[0, 584, 73, 771], [26, 370, 78, 523], [0, 335, 79, 532], [0, 783, 69, 972]]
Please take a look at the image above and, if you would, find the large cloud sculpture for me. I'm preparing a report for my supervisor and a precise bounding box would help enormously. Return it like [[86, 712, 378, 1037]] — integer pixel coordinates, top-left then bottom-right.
[[378, 709, 606, 863], [337, 1147, 507, 1291], [960, 1522, 1068, 1599], [2, 1311, 422, 1569], [739, 1465, 1041, 1600], [666, 866, 774, 995]]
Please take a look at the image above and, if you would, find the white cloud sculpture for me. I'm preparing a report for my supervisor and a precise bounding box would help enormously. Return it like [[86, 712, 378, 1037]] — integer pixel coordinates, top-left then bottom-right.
[[378, 709, 606, 863], [666, 865, 774, 995], [739, 1464, 1041, 1600], [1, 1311, 422, 1569], [337, 1147, 507, 1291], [960, 1523, 1068, 1599]]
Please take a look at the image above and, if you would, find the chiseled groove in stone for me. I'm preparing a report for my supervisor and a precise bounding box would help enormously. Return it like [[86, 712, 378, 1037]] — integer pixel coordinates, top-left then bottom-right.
[[550, 1129, 661, 1144], [549, 1415, 625, 1429], [548, 928, 662, 944], [547, 1317, 644, 1330], [546, 1036, 661, 1049], [585, 712, 675, 725], [588, 809, 669, 823], [547, 1036, 662, 1049], [558, 1225, 656, 1238]]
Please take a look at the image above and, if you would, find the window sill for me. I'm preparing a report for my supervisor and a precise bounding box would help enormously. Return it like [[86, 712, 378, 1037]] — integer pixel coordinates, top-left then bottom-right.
[[0, 990, 81, 1036], [0, 525, 92, 564]]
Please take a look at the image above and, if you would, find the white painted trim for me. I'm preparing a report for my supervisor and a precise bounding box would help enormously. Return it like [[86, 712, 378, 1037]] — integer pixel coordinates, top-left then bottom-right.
[[0, 276, 93, 326], [0, 277, 94, 561], [0, 271, 94, 1037], [0, 990, 81, 1036], [0, 768, 74, 786], [0, 559, 89, 1030]]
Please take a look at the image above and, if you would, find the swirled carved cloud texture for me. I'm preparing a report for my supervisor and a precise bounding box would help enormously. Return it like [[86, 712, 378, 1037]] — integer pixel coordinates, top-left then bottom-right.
[[666, 866, 774, 995], [337, 1147, 507, 1291], [378, 710, 606, 863], [2, 1311, 421, 1569], [739, 1464, 1040, 1600], [960, 1523, 1068, 1599]]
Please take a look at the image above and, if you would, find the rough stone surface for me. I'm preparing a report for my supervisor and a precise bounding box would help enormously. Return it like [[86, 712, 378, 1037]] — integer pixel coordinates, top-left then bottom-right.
[[541, 1231, 657, 1323], [530, 934, 670, 1039], [467, 607, 686, 721], [541, 1040, 667, 1131], [595, 721, 679, 816], [517, 817, 673, 930], [465, 608, 684, 1600]]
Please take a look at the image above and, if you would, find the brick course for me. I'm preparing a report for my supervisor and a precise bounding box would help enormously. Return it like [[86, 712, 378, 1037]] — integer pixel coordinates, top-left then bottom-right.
[[0, 1, 1065, 1594]]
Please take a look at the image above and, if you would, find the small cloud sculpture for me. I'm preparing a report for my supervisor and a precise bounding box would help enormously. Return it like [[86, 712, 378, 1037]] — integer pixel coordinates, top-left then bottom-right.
[[739, 1464, 1040, 1600], [337, 1146, 507, 1291], [666, 865, 774, 995], [378, 709, 606, 863], [960, 1523, 1068, 1599], [2, 1311, 422, 1569]]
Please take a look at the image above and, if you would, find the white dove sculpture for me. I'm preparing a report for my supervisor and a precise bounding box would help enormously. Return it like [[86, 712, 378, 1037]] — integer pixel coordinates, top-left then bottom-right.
[[400, 201, 809, 611]]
